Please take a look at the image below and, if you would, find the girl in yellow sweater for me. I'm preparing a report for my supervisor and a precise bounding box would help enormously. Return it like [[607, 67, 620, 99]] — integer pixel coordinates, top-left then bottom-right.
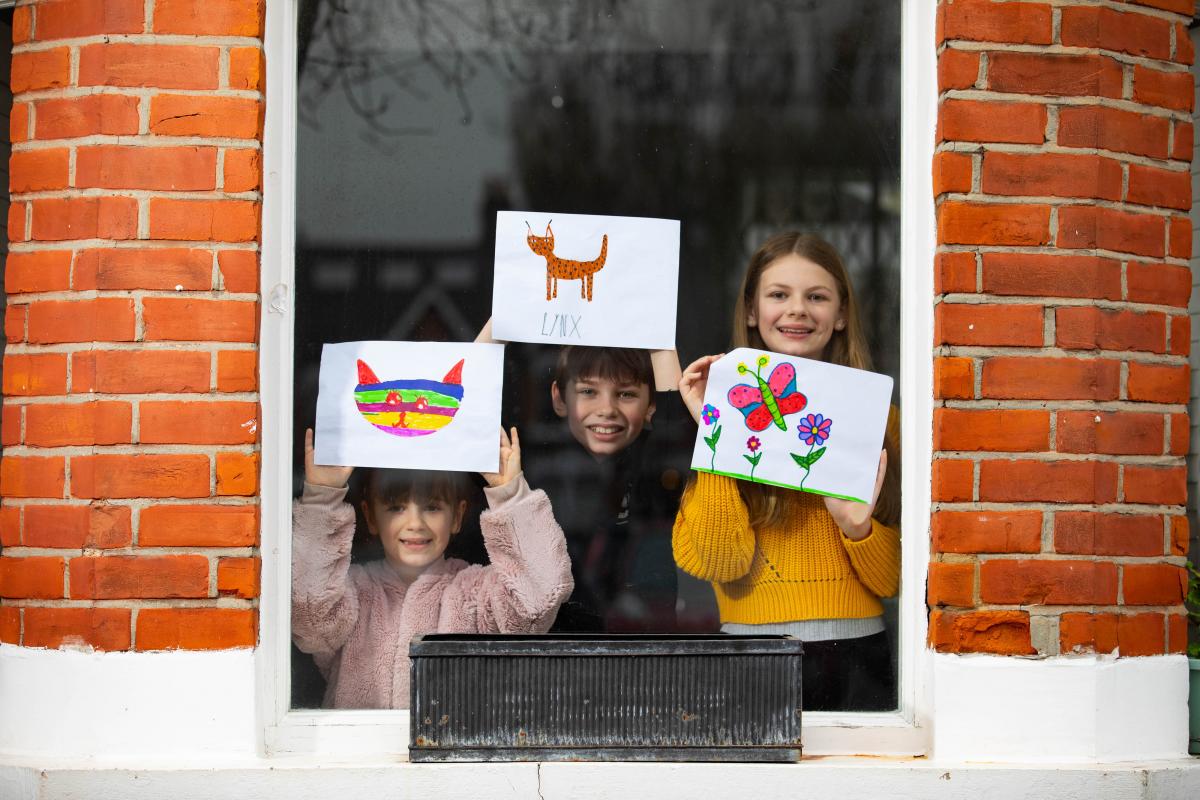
[[674, 232, 901, 711]]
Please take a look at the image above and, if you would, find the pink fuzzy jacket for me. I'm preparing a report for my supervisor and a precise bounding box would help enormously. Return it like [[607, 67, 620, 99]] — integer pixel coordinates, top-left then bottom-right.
[[291, 475, 573, 709]]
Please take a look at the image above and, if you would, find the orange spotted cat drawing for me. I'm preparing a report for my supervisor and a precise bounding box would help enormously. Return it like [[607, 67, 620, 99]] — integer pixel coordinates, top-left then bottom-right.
[[526, 220, 607, 302]]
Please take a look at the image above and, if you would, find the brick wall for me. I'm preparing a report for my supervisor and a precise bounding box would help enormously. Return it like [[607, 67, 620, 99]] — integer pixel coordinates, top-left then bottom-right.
[[0, 0, 263, 651], [931, 0, 1194, 656]]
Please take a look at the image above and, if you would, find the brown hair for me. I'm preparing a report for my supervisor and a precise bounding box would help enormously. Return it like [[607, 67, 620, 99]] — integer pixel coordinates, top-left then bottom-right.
[[553, 346, 654, 397], [362, 468, 473, 510], [724, 231, 900, 528]]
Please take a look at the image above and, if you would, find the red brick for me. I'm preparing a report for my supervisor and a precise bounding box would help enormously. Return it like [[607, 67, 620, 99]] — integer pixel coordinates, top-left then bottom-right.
[[30, 196, 138, 242], [223, 149, 261, 193], [1127, 262, 1191, 307], [938, 0, 1052, 45], [217, 452, 258, 496], [35, 0, 143, 40], [24, 504, 132, 549], [71, 350, 211, 394], [0, 506, 19, 547], [1117, 612, 1165, 656], [217, 251, 258, 293], [0, 607, 19, 644], [1123, 464, 1186, 505], [1169, 412, 1189, 455], [1056, 410, 1164, 456], [939, 48, 980, 92], [935, 303, 1043, 346], [1169, 315, 1190, 356], [10, 148, 70, 193], [1055, 512, 1164, 557], [932, 459, 973, 502], [932, 510, 1042, 554], [217, 557, 260, 599], [140, 504, 258, 547], [1060, 612, 1118, 654], [938, 202, 1051, 246], [71, 454, 210, 500], [1170, 515, 1189, 556], [1173, 121, 1193, 161], [25, 401, 132, 447], [1055, 307, 1165, 354], [136, 608, 256, 650], [934, 357, 973, 400], [74, 248, 213, 292], [979, 460, 1118, 504], [8, 202, 26, 243], [0, 556, 65, 599], [153, 0, 265, 36], [11, 48, 71, 94], [934, 408, 1049, 452], [2, 353, 67, 396], [1168, 613, 1188, 653], [35, 95, 141, 140], [980, 559, 1118, 604], [982, 152, 1121, 201], [141, 401, 258, 445], [10, 102, 29, 144], [933, 151, 972, 196], [5, 250, 72, 294], [1123, 0, 1195, 14], [217, 351, 257, 392], [69, 555, 209, 600], [929, 609, 1035, 655], [1, 456, 65, 498], [1127, 164, 1190, 210], [143, 298, 257, 342], [5, 305, 25, 343], [936, 251, 976, 294], [927, 562, 974, 607], [1168, 216, 1191, 258], [1132, 65, 1193, 113], [149, 95, 262, 139], [79, 44, 220, 90], [27, 298, 136, 344], [988, 51, 1123, 99], [23, 607, 131, 651], [1061, 6, 1171, 60], [1175, 22, 1195, 66], [229, 47, 264, 91], [1127, 362, 1188, 403], [940, 99, 1047, 144], [76, 146, 217, 192], [1058, 206, 1164, 258], [981, 253, 1122, 301], [149, 199, 259, 242], [2, 406, 20, 447], [1058, 106, 1170, 159], [1123, 563, 1186, 605], [12, 6, 30, 44]]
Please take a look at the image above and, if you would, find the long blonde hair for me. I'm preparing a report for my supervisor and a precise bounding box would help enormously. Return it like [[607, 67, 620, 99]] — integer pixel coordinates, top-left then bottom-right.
[[724, 232, 900, 528]]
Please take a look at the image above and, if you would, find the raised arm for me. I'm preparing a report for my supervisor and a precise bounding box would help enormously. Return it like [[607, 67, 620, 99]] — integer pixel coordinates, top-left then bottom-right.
[[672, 472, 757, 583]]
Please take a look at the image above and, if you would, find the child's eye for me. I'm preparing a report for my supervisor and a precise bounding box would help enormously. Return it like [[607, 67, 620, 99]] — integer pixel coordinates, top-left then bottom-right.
[[809, 293, 828, 302], [767, 290, 786, 300], [424, 501, 446, 513], [576, 386, 596, 396]]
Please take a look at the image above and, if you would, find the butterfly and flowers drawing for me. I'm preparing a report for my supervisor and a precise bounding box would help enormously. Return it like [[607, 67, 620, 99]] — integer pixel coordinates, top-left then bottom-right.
[[728, 354, 808, 432]]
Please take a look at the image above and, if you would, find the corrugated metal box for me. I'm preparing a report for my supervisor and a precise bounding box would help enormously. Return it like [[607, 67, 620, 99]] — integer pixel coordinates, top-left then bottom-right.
[[409, 634, 803, 762]]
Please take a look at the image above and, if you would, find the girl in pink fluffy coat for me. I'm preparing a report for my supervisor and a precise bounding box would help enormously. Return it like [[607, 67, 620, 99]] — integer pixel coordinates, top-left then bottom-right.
[[292, 427, 574, 709]]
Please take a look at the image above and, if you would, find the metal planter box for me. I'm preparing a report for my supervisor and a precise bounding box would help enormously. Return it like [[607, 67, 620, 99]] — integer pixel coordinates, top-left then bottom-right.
[[409, 634, 803, 762]]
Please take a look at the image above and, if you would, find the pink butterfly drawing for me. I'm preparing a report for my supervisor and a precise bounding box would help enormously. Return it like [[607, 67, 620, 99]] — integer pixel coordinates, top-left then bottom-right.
[[727, 360, 808, 432]]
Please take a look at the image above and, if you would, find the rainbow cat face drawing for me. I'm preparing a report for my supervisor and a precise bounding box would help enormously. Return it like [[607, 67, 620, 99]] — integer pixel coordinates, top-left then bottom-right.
[[354, 358, 464, 437]]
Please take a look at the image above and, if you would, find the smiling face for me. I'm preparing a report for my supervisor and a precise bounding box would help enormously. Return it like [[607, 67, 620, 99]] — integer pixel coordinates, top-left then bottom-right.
[[362, 493, 466, 582], [747, 253, 847, 361], [551, 375, 655, 458]]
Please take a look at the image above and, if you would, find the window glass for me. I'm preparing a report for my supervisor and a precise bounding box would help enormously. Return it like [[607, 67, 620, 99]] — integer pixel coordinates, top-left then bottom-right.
[[291, 0, 901, 711]]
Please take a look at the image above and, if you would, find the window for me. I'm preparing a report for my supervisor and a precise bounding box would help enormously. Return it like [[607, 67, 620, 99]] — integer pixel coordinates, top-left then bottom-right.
[[260, 0, 934, 756]]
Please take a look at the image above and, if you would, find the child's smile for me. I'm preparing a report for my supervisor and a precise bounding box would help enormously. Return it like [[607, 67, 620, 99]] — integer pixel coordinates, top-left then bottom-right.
[[749, 254, 846, 360], [363, 496, 466, 581], [552, 376, 655, 458]]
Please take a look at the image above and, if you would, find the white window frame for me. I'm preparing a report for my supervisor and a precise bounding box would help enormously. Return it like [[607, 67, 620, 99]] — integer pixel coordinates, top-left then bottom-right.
[[257, 0, 937, 758]]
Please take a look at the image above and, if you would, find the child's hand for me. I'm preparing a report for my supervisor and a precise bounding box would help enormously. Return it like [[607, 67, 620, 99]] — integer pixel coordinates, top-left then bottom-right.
[[304, 428, 353, 488], [481, 427, 522, 488], [825, 448, 887, 541], [679, 353, 724, 424]]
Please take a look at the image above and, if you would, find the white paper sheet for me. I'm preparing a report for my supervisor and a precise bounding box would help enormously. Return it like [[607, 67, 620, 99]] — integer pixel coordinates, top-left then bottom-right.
[[314, 340, 504, 473], [689, 348, 893, 503], [491, 211, 679, 349]]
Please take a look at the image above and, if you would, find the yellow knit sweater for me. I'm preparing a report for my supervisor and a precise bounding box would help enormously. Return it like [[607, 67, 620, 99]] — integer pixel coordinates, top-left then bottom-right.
[[672, 472, 900, 625]]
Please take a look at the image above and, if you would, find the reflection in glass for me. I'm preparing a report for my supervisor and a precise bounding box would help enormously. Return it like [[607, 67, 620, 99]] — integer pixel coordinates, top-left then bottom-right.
[[291, 0, 901, 711]]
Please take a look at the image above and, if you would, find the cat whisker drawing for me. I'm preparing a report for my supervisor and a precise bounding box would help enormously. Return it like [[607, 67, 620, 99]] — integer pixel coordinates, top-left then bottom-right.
[[526, 220, 608, 302]]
